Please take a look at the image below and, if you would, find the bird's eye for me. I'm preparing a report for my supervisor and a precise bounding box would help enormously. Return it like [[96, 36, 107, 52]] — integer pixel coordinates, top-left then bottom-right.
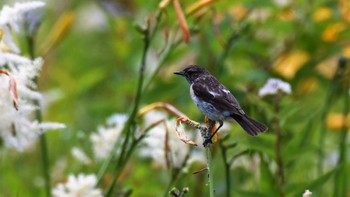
[[187, 69, 196, 75]]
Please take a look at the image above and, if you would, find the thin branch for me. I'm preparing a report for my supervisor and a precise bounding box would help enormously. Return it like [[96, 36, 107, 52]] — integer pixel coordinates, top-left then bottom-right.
[[273, 95, 285, 197], [192, 167, 208, 174], [104, 16, 152, 197]]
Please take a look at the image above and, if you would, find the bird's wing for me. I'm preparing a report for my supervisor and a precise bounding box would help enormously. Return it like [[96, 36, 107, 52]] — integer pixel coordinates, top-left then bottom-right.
[[192, 77, 245, 115]]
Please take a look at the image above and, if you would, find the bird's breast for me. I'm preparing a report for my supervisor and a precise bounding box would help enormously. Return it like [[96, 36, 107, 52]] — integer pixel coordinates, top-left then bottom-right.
[[190, 85, 227, 121]]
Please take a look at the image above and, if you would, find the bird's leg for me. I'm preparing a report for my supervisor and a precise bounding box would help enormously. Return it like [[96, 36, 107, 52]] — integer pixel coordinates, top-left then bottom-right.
[[203, 119, 222, 147], [210, 120, 223, 140]]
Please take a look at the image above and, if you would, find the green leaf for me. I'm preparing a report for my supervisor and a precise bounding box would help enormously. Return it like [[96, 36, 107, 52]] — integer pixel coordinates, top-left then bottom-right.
[[76, 68, 106, 94], [242, 134, 276, 158], [283, 145, 317, 164], [259, 153, 280, 197], [333, 162, 348, 197], [284, 166, 339, 196]]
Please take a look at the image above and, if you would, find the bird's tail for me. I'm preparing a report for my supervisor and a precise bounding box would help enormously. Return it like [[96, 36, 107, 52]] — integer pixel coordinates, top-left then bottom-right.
[[231, 114, 267, 136]]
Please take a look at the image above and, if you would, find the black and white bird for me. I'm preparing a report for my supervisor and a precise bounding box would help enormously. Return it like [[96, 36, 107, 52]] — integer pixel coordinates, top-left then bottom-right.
[[174, 65, 267, 143]]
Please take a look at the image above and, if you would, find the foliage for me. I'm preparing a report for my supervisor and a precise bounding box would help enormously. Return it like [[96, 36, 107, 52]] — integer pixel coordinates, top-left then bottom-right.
[[0, 0, 349, 196]]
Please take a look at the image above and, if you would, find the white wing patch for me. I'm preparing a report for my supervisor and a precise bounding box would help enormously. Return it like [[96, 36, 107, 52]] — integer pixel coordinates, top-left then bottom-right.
[[223, 89, 230, 94], [208, 90, 220, 97]]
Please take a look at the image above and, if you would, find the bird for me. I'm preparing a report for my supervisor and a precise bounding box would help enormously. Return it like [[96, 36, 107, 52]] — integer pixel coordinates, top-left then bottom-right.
[[174, 65, 267, 144]]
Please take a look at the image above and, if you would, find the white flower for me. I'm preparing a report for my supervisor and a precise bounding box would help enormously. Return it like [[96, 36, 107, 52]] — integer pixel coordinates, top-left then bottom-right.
[[258, 78, 292, 97], [76, 3, 107, 31], [0, 1, 45, 54], [52, 174, 102, 197], [274, 0, 292, 7], [90, 113, 128, 160], [0, 2, 65, 151], [0, 52, 32, 66], [302, 189, 312, 197], [0, 58, 65, 151], [247, 8, 271, 22], [106, 113, 128, 128], [71, 147, 91, 165], [0, 119, 65, 151], [139, 110, 205, 168], [0, 1, 45, 32]]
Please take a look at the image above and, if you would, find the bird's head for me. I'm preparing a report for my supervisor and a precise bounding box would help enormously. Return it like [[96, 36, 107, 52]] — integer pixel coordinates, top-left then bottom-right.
[[174, 65, 208, 84]]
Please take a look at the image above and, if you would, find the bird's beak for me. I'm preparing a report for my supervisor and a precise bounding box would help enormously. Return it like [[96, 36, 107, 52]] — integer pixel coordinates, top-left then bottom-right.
[[174, 70, 185, 76]]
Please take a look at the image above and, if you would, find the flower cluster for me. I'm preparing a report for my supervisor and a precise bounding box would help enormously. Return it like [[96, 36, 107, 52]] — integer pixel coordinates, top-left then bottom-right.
[[258, 78, 292, 97], [0, 1, 45, 55], [52, 173, 102, 197], [71, 147, 91, 165], [0, 1, 65, 151], [302, 189, 312, 197], [90, 113, 128, 160]]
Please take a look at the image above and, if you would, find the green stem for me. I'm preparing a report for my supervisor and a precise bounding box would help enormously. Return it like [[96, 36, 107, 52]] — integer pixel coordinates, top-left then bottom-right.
[[104, 139, 136, 197], [40, 134, 51, 197], [32, 77, 51, 197], [333, 60, 349, 197], [318, 90, 332, 175], [105, 130, 145, 196], [215, 23, 249, 75], [27, 36, 35, 59], [219, 140, 231, 197], [104, 14, 163, 184], [36, 78, 51, 197], [143, 37, 182, 91], [144, 24, 200, 91], [104, 20, 151, 197], [97, 111, 137, 182], [163, 181, 173, 197], [98, 11, 165, 186], [223, 154, 231, 197], [163, 151, 191, 197], [273, 95, 284, 197], [27, 34, 51, 197], [206, 148, 214, 197]]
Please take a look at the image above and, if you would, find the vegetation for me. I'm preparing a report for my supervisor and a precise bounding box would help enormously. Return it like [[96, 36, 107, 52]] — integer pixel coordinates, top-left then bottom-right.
[[0, 0, 349, 196]]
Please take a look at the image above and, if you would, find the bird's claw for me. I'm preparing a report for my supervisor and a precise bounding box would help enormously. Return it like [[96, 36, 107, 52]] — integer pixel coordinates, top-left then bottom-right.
[[203, 138, 213, 148]]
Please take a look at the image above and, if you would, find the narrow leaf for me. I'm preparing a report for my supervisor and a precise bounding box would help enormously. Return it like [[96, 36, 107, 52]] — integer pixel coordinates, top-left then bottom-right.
[[259, 154, 280, 196], [285, 166, 339, 196], [173, 0, 190, 43], [185, 0, 218, 16]]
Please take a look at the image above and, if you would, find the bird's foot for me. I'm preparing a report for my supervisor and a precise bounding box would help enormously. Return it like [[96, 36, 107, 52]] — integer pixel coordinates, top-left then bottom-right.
[[203, 138, 213, 148]]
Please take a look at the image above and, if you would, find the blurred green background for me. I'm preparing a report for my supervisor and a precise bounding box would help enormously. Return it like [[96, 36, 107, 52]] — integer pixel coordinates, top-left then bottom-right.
[[0, 0, 349, 196]]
